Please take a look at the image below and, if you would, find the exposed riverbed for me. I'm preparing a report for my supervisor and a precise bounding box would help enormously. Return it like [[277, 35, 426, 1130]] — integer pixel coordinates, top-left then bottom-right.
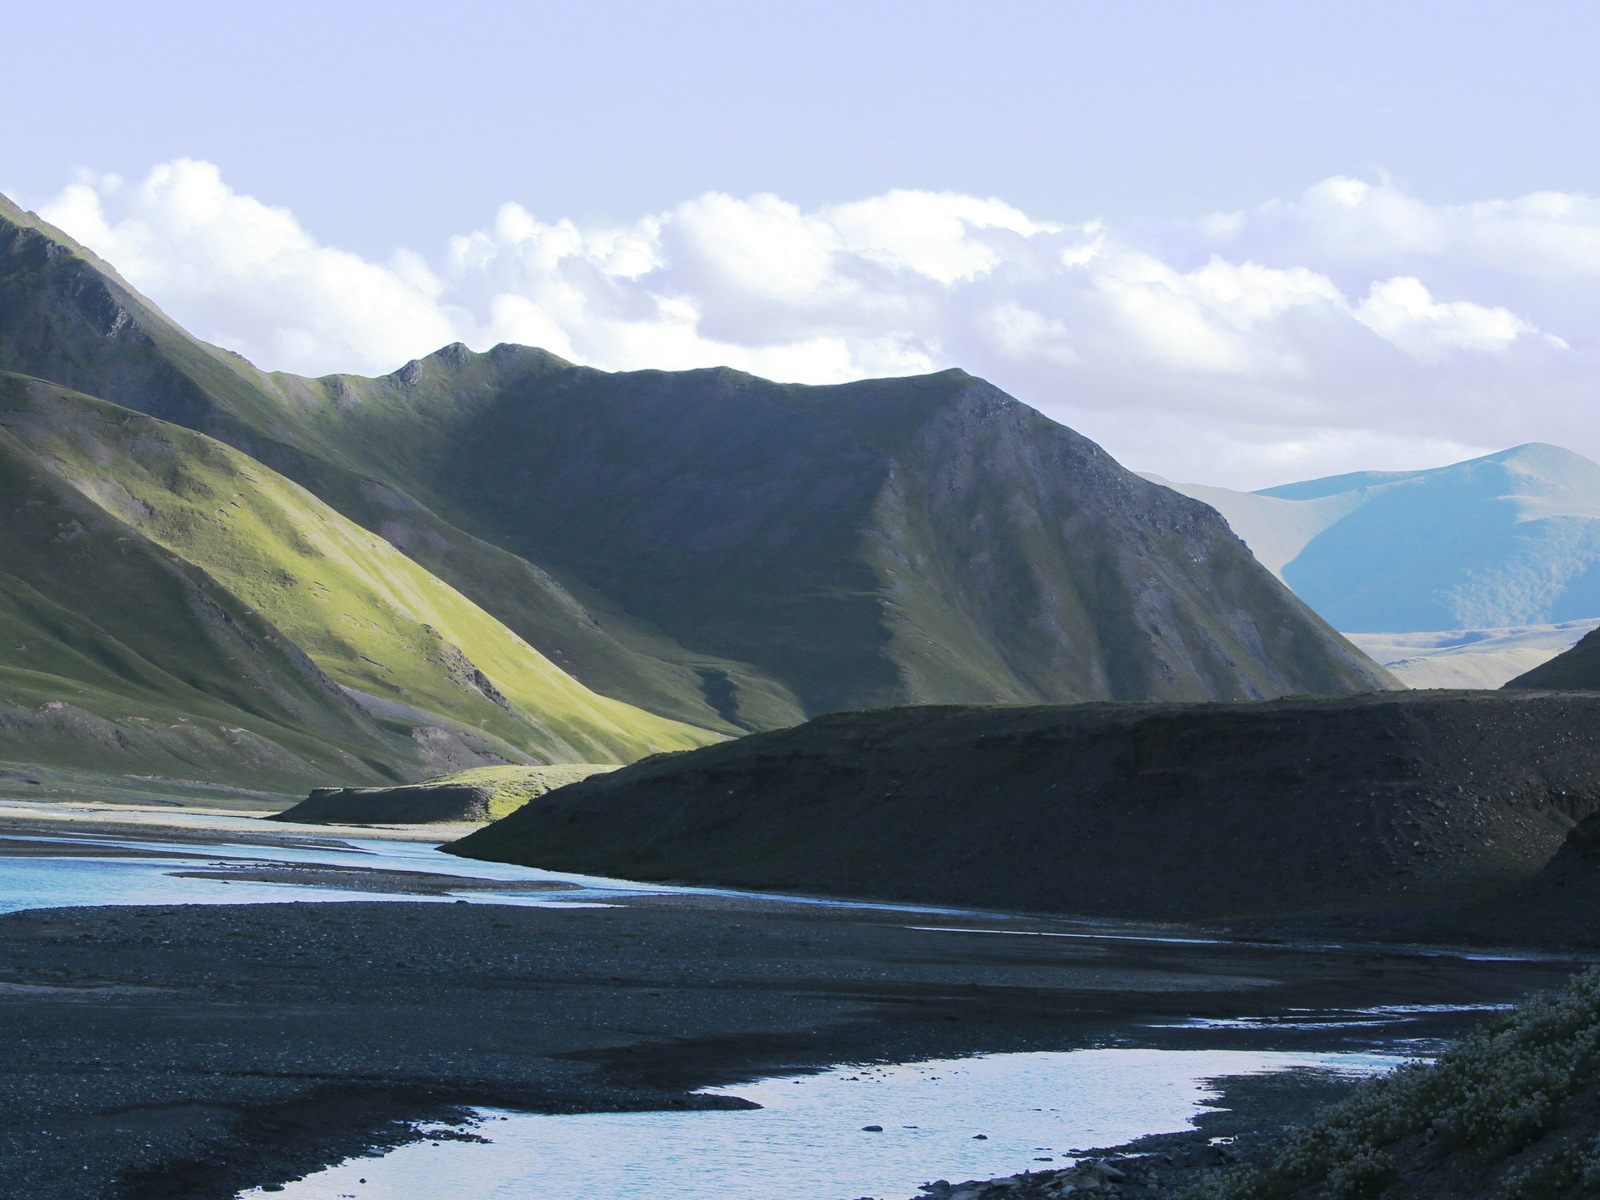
[[0, 800, 1589, 1200]]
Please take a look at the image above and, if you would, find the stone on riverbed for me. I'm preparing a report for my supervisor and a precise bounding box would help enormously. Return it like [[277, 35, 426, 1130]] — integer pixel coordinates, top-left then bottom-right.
[[916, 1156, 1162, 1198]]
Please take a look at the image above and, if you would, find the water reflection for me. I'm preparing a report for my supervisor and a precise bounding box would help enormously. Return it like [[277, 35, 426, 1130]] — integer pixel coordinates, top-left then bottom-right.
[[238, 1048, 1401, 1200]]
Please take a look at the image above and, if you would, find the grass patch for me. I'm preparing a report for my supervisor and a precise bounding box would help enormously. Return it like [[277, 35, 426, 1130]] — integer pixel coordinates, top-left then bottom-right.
[[275, 762, 616, 824], [406, 763, 618, 819]]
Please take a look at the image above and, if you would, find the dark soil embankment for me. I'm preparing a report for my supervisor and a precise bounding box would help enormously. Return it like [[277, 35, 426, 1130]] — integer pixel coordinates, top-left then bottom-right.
[[272, 764, 616, 824], [1506, 626, 1600, 689], [1455, 808, 1600, 948], [277, 782, 494, 823], [449, 692, 1600, 923]]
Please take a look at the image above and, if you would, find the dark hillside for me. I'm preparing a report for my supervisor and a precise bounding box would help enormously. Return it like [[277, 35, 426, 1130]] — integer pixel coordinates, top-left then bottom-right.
[[1505, 627, 1600, 689], [450, 692, 1600, 923], [1456, 806, 1600, 949]]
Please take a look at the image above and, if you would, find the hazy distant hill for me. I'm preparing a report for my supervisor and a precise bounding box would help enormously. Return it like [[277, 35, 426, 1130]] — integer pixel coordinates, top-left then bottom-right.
[[0, 192, 1391, 786], [1152, 445, 1600, 634], [1339, 620, 1600, 690]]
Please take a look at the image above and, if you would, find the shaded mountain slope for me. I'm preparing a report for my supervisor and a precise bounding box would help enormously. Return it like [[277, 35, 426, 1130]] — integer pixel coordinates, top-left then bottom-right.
[[1155, 444, 1600, 632], [0, 373, 712, 768], [448, 692, 1600, 922], [0, 194, 1390, 723], [1505, 626, 1600, 689], [293, 354, 1393, 709]]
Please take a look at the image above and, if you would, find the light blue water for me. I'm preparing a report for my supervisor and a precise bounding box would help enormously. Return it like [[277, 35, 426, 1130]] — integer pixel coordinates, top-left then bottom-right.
[[237, 1048, 1403, 1200], [0, 831, 665, 913], [0, 822, 1015, 919]]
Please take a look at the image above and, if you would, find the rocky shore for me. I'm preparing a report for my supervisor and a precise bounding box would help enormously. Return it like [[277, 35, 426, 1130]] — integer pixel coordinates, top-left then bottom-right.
[[911, 1152, 1211, 1199]]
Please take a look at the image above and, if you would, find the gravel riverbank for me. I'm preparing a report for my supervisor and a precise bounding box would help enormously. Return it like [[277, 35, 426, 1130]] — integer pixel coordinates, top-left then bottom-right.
[[0, 809, 1589, 1200]]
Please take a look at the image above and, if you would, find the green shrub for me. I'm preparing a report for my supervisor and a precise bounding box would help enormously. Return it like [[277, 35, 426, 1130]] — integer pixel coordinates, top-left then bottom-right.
[[1193, 968, 1600, 1199]]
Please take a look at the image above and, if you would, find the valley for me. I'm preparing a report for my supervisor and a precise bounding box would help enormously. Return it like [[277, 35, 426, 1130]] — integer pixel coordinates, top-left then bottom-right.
[[0, 193, 1391, 798], [3, 185, 1600, 1200]]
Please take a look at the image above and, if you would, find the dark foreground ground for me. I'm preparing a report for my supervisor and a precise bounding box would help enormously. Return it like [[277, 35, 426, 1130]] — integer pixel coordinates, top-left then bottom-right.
[[0, 870, 1590, 1200]]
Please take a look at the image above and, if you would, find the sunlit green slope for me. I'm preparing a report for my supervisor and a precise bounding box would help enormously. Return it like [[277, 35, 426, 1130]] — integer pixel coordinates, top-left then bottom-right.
[[0, 375, 716, 772], [0, 408, 411, 795], [0, 197, 768, 734]]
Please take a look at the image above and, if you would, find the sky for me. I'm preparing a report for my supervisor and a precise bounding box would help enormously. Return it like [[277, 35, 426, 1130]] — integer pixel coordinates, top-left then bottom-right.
[[7, 1, 1600, 488]]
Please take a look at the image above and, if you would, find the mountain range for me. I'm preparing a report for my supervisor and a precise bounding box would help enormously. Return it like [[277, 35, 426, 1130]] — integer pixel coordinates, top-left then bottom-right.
[[0, 194, 1391, 793], [1151, 443, 1600, 632]]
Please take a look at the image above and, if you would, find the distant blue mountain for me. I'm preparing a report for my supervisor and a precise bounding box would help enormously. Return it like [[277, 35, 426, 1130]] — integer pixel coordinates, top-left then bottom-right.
[[1150, 444, 1600, 632]]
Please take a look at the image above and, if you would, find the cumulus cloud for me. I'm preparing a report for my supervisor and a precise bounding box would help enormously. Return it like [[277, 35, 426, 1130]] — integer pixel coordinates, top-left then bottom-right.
[[44, 161, 457, 373], [34, 162, 1600, 488]]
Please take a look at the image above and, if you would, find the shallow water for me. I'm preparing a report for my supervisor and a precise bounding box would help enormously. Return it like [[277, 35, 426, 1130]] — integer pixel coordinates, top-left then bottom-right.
[[0, 821, 996, 917], [0, 831, 657, 913], [236, 1048, 1402, 1200], [1153, 1002, 1515, 1033]]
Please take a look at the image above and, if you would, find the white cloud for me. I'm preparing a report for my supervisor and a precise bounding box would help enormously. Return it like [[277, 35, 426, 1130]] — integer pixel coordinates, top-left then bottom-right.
[[1353, 276, 1538, 358], [34, 162, 1600, 488], [44, 161, 457, 375]]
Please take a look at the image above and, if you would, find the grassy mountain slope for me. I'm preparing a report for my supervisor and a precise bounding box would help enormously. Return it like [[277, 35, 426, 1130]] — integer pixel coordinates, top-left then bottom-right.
[[0, 374, 711, 768], [0, 194, 1392, 720], [0, 200, 781, 733], [1158, 443, 1600, 631], [0, 404, 416, 793], [308, 356, 1393, 708]]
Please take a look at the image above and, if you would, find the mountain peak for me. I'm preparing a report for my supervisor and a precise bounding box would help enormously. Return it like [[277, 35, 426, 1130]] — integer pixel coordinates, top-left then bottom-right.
[[1484, 441, 1600, 478], [393, 341, 574, 387]]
